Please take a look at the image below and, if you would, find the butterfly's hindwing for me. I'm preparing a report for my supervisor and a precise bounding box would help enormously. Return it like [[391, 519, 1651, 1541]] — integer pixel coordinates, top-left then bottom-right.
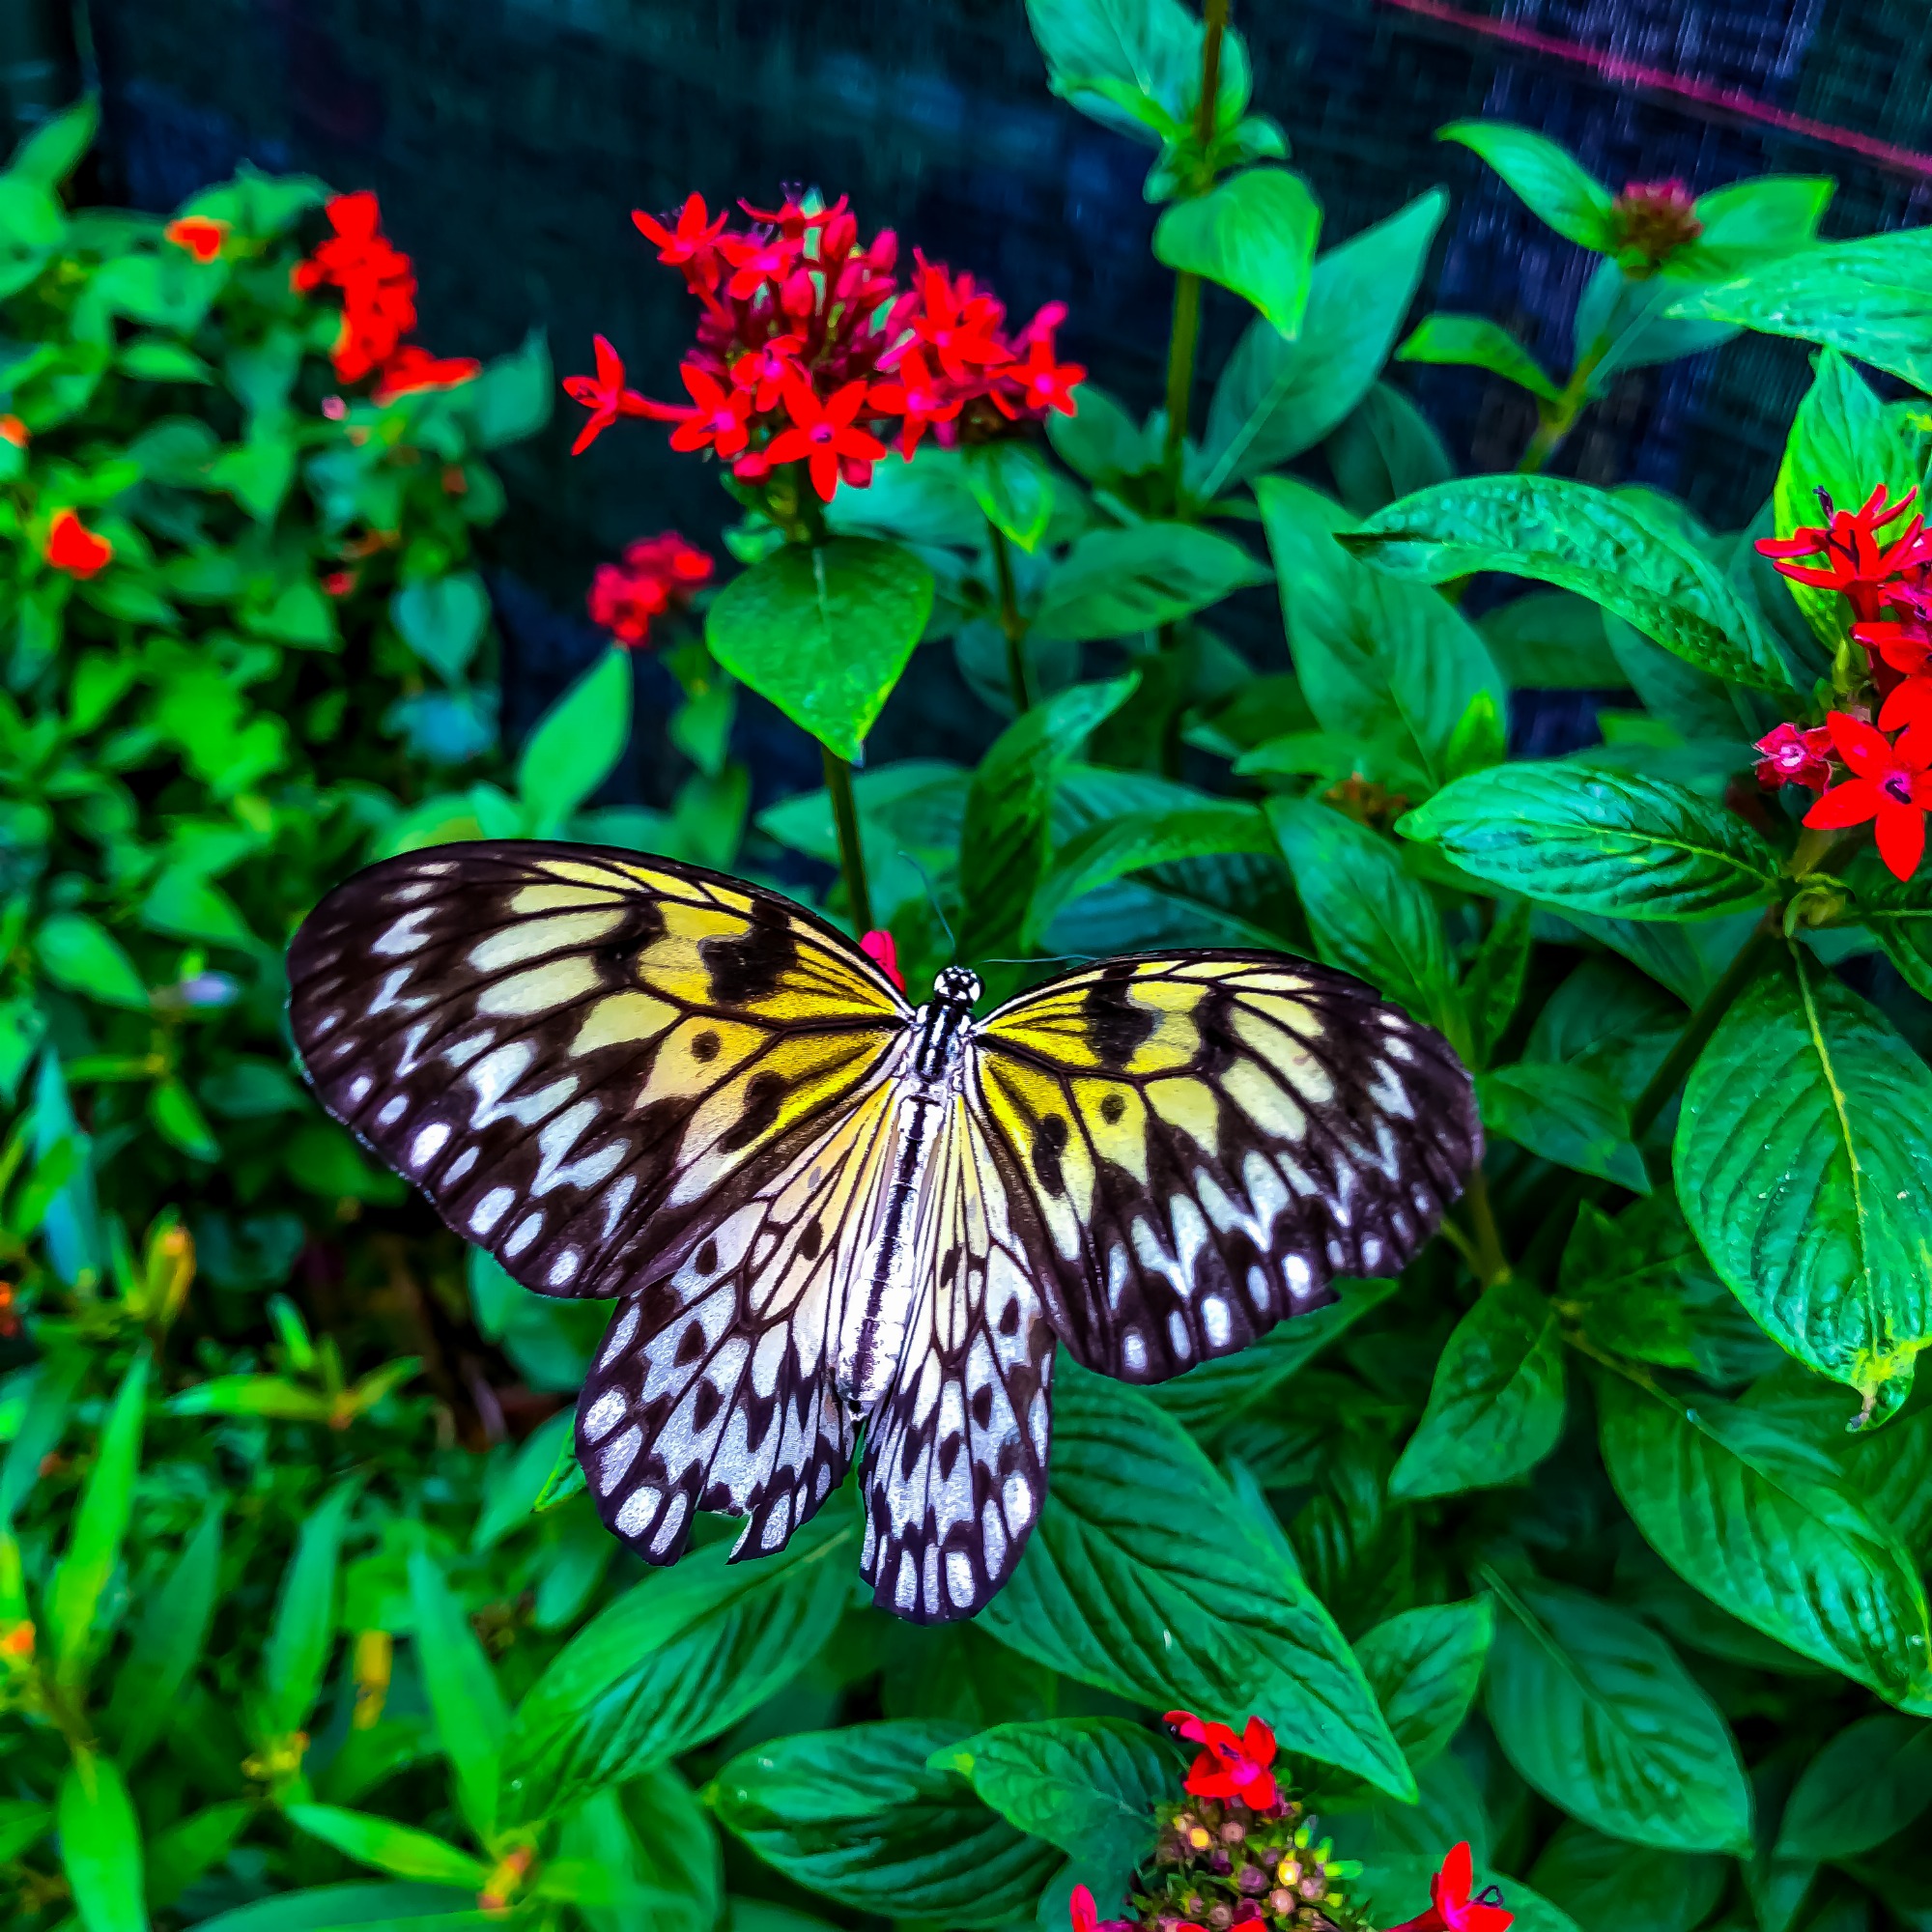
[[860, 1091, 1055, 1623], [287, 842, 910, 1304], [971, 952, 1479, 1382]]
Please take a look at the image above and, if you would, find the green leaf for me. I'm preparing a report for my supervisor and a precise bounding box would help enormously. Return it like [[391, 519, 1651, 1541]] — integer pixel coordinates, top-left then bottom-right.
[[1024, 0, 1246, 148], [1676, 954, 1932, 1414], [1484, 1574, 1752, 1853], [504, 1504, 856, 1824], [1390, 1278, 1567, 1500], [12, 96, 99, 186], [1398, 314, 1563, 404], [185, 1881, 483, 1932], [0, 1351, 84, 1526], [1398, 761, 1779, 920], [149, 1077, 220, 1162], [1202, 190, 1447, 492], [1776, 1713, 1932, 1859], [516, 645, 631, 835], [1479, 1062, 1649, 1193], [1256, 475, 1504, 793], [263, 1477, 358, 1738], [1558, 1196, 1713, 1371], [1597, 1374, 1932, 1707], [1668, 229, 1932, 393], [1352, 476, 1795, 691], [1323, 381, 1456, 522], [1153, 167, 1321, 335], [1679, 176, 1833, 277], [1045, 384, 1150, 485], [1440, 120, 1617, 250], [1478, 591, 1627, 690], [0, 1798, 51, 1862], [59, 1753, 148, 1932], [34, 911, 148, 1010], [965, 440, 1057, 554], [1529, 1821, 1727, 1932], [408, 1547, 507, 1843], [285, 1804, 491, 1888], [472, 1407, 575, 1550], [706, 538, 933, 760], [460, 327, 554, 448], [1026, 801, 1275, 946], [46, 1354, 147, 1688], [392, 573, 490, 682], [1353, 1599, 1495, 1767], [713, 1719, 1061, 1923], [1032, 523, 1268, 641], [956, 676, 1137, 959], [943, 1717, 1178, 1876], [1772, 349, 1919, 654], [1268, 794, 1465, 1049], [105, 1498, 222, 1765], [145, 1801, 253, 1912], [979, 1364, 1413, 1799]]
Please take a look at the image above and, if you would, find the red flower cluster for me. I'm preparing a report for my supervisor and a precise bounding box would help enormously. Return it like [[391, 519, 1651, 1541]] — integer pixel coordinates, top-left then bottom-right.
[[164, 215, 229, 264], [293, 192, 480, 399], [1611, 177, 1702, 270], [1754, 485, 1932, 877], [1387, 1844, 1514, 1932], [1166, 1709, 1280, 1811], [44, 508, 113, 579], [566, 189, 1085, 500], [587, 532, 715, 649]]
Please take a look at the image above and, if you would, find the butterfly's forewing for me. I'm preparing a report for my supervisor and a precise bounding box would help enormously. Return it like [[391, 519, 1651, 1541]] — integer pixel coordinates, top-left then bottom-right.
[[859, 1090, 1055, 1623], [969, 952, 1479, 1382], [287, 843, 911, 1308]]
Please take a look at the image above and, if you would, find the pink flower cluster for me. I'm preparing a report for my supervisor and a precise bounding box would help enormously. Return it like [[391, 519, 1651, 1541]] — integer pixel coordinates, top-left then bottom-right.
[[565, 189, 1085, 501]]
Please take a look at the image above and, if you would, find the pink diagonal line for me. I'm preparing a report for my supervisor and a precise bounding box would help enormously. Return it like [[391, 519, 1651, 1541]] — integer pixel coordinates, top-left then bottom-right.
[[1380, 0, 1932, 182]]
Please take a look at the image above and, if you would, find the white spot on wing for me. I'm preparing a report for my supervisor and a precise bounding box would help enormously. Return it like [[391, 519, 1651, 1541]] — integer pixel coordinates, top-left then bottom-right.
[[470, 1186, 515, 1236]]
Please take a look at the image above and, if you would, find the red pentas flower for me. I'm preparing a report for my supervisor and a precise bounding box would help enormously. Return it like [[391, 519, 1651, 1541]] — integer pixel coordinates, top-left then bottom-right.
[[1387, 1843, 1514, 1932], [1757, 484, 1926, 627], [1165, 1711, 1279, 1811], [563, 336, 661, 455], [44, 509, 112, 578], [569, 184, 1083, 505], [1804, 711, 1932, 880], [1753, 722, 1834, 794], [293, 190, 420, 384], [587, 532, 714, 648], [860, 929, 905, 990], [164, 215, 228, 262], [373, 345, 482, 403]]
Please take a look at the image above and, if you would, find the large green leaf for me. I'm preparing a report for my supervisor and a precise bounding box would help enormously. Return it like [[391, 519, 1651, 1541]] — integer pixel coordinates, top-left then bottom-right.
[[1668, 229, 1932, 392], [408, 1548, 509, 1842], [185, 1883, 481, 1932], [58, 1754, 147, 1932], [1775, 1713, 1932, 1859], [1398, 314, 1563, 404], [1675, 955, 1932, 1415], [1529, 1822, 1727, 1932], [1771, 349, 1921, 653], [285, 1804, 490, 1887], [1485, 1576, 1752, 1853], [1351, 476, 1795, 692], [1398, 762, 1779, 919], [710, 1719, 1061, 1924], [392, 572, 490, 682], [706, 538, 934, 760], [978, 1364, 1412, 1799], [34, 910, 148, 1010], [1203, 191, 1448, 491], [45, 1355, 147, 1690], [941, 1717, 1179, 1876], [1353, 1600, 1494, 1767], [1390, 1278, 1566, 1500], [516, 645, 633, 835], [1440, 121, 1617, 250], [1597, 1374, 1932, 1706], [261, 1478, 359, 1738], [1478, 1062, 1649, 1193], [1032, 523, 1269, 641], [104, 1498, 222, 1765], [1153, 167, 1320, 335], [503, 1504, 856, 1823]]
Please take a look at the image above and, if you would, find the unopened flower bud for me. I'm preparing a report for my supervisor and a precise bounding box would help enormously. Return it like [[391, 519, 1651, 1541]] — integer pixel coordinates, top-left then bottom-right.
[[1209, 1909, 1233, 1928], [1189, 1826, 1213, 1850], [1298, 1875, 1326, 1901], [1238, 1866, 1267, 1894], [1221, 1821, 1245, 1844], [1268, 1890, 1294, 1916]]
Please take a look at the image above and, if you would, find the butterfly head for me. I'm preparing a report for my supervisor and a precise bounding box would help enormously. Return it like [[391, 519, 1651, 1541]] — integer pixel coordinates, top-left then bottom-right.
[[932, 965, 982, 1009]]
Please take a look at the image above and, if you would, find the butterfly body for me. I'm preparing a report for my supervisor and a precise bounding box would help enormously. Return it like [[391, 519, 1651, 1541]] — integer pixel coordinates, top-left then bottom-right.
[[287, 842, 1478, 1622]]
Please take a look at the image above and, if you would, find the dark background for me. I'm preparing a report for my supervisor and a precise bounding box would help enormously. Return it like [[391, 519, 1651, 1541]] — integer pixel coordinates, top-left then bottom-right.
[[11, 0, 1932, 783]]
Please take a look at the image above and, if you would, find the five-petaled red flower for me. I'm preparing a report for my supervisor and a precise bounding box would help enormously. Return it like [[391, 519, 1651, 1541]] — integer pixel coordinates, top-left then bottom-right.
[[660, 363, 755, 460], [44, 509, 112, 578], [164, 215, 228, 263], [1164, 1711, 1279, 1811], [731, 333, 805, 412], [860, 929, 906, 991], [719, 230, 802, 300], [868, 348, 962, 459], [1757, 485, 1927, 626], [1386, 1844, 1515, 1932], [1804, 711, 1932, 880], [910, 256, 1010, 382], [587, 531, 715, 648], [764, 378, 888, 501], [563, 336, 660, 454], [633, 193, 728, 288], [995, 333, 1088, 420], [1753, 721, 1834, 794], [373, 345, 483, 403]]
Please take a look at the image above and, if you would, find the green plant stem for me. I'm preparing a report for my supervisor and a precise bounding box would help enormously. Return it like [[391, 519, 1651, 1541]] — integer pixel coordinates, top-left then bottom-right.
[[821, 746, 874, 934], [1159, 0, 1229, 487], [988, 522, 1033, 713], [1462, 1164, 1511, 1288], [1517, 336, 1610, 475], [1516, 911, 1779, 1279]]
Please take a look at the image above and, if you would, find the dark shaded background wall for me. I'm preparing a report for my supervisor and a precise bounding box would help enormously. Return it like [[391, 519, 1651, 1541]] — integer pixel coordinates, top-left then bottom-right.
[[15, 0, 1932, 780]]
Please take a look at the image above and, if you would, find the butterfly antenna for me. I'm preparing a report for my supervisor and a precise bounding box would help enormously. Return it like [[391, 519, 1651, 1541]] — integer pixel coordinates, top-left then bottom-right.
[[896, 850, 956, 953], [978, 952, 1099, 968]]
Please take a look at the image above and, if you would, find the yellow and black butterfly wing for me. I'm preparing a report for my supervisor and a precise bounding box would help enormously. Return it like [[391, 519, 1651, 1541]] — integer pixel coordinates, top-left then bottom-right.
[[968, 952, 1479, 1381], [287, 841, 911, 1308], [858, 1087, 1055, 1623]]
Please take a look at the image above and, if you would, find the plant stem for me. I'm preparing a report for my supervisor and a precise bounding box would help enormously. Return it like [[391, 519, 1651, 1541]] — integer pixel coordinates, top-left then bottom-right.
[[821, 745, 874, 933], [988, 522, 1033, 713], [1159, 0, 1229, 486], [1516, 337, 1610, 476], [1462, 1164, 1511, 1288]]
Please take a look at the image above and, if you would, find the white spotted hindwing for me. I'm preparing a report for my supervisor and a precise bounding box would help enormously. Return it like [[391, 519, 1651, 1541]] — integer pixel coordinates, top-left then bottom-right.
[[860, 1089, 1054, 1622], [969, 952, 1479, 1383], [287, 841, 911, 1306]]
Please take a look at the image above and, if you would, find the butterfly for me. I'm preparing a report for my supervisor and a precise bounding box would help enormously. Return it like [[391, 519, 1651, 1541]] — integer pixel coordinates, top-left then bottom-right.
[[287, 841, 1479, 1622]]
